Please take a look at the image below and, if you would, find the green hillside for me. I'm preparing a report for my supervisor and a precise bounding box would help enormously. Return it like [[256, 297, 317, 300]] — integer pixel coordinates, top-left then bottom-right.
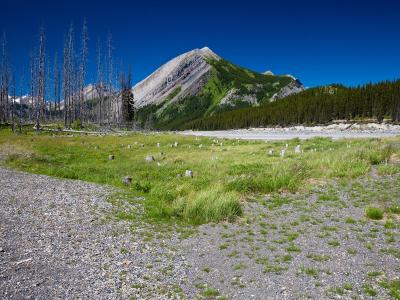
[[184, 80, 400, 130]]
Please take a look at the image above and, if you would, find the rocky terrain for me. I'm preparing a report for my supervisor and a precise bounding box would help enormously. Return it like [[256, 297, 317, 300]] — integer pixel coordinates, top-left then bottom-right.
[[0, 167, 189, 299], [133, 47, 220, 108], [1, 165, 399, 299], [181, 123, 400, 141]]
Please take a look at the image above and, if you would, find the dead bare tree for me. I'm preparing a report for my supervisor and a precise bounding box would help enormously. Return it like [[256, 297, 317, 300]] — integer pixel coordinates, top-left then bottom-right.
[[29, 49, 36, 123], [63, 23, 75, 128], [96, 37, 104, 125], [35, 25, 46, 132], [53, 52, 61, 118], [18, 70, 24, 132], [79, 19, 88, 126], [10, 72, 16, 132], [0, 32, 9, 124], [106, 32, 113, 126]]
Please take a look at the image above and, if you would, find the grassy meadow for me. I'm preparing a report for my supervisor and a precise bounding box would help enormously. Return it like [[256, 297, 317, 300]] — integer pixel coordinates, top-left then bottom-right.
[[0, 127, 399, 225]]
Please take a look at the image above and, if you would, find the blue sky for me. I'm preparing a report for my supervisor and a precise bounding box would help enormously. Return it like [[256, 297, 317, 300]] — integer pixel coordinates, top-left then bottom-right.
[[1, 0, 400, 88]]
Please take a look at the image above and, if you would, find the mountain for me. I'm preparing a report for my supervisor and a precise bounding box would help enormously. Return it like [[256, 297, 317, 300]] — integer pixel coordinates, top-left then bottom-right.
[[132, 47, 304, 129]]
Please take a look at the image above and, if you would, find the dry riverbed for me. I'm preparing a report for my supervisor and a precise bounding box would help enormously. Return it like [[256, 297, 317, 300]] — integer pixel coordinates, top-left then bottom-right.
[[180, 123, 400, 141], [1, 166, 399, 299]]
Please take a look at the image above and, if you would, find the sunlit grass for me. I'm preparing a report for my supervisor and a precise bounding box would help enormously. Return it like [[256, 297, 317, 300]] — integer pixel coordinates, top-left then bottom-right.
[[1, 127, 399, 224]]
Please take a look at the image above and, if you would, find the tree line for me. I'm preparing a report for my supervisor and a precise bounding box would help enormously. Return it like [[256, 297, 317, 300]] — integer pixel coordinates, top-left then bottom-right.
[[183, 80, 400, 130], [0, 21, 134, 133]]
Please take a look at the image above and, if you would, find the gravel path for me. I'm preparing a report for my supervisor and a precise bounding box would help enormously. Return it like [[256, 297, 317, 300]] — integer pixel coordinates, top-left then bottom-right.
[[1, 167, 399, 299], [181, 177, 400, 299], [0, 167, 189, 299]]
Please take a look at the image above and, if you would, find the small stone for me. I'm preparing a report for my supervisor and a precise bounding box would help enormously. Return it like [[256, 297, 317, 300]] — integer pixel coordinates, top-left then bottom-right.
[[174, 142, 179, 147], [108, 155, 115, 160], [145, 155, 155, 162], [140, 144, 144, 148], [280, 149, 286, 157], [123, 176, 132, 186], [268, 149, 273, 155], [177, 173, 183, 178], [295, 145, 301, 153], [127, 145, 132, 149], [185, 170, 193, 177], [156, 143, 160, 148], [199, 144, 203, 148]]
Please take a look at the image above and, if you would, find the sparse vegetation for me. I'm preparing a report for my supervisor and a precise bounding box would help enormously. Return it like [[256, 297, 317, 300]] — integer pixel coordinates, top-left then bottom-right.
[[380, 279, 400, 299], [366, 206, 384, 220], [1, 129, 399, 226]]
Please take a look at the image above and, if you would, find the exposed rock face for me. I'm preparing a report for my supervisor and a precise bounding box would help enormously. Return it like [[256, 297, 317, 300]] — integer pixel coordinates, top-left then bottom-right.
[[219, 88, 258, 107], [272, 79, 305, 100], [133, 47, 220, 108]]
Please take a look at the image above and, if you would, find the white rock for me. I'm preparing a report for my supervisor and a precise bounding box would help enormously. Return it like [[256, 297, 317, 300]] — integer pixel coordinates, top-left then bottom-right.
[[295, 145, 301, 153], [145, 155, 155, 162], [280, 149, 286, 157], [185, 170, 193, 177], [123, 176, 132, 185]]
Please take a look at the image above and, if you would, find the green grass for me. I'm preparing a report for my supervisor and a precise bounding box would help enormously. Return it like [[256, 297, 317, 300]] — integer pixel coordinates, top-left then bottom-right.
[[0, 128, 399, 225], [327, 240, 340, 247], [367, 271, 384, 277], [363, 284, 377, 296], [365, 206, 384, 220], [201, 287, 220, 297], [380, 279, 400, 299], [300, 267, 319, 278]]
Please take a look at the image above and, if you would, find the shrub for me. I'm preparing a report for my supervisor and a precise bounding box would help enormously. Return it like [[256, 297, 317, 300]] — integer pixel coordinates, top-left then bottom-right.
[[377, 164, 400, 175], [71, 119, 82, 130], [390, 206, 400, 214], [365, 206, 384, 220], [177, 187, 242, 224]]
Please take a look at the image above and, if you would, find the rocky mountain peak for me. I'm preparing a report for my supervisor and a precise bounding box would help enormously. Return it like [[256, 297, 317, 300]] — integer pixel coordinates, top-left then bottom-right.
[[133, 47, 219, 108]]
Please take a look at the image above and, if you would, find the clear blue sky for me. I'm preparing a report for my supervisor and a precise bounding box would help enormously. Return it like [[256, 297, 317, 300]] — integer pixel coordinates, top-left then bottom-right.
[[1, 0, 399, 88]]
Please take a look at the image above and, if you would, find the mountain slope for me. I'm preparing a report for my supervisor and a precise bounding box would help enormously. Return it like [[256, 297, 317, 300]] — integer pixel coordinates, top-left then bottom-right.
[[132, 47, 304, 129]]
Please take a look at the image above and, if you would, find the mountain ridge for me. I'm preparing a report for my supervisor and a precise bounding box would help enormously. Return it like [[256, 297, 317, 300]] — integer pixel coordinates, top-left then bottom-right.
[[132, 47, 305, 129]]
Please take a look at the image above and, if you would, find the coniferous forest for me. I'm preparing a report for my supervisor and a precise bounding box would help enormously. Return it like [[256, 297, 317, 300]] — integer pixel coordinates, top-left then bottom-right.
[[183, 80, 400, 130]]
